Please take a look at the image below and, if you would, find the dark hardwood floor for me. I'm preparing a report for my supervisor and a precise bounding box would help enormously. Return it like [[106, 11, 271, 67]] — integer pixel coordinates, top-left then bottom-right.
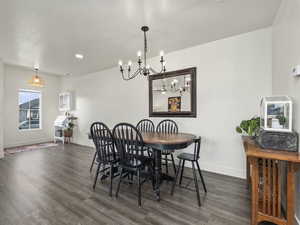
[[0, 144, 271, 225]]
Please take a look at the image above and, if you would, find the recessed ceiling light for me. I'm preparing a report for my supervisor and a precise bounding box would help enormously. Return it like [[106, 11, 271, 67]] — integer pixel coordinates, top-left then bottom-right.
[[75, 54, 84, 59]]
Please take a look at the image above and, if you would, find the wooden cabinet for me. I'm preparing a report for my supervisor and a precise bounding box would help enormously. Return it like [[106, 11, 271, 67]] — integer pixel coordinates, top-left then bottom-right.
[[243, 137, 300, 225]]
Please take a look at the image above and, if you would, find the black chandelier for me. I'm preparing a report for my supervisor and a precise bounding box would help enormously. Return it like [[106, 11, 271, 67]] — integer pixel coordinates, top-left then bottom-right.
[[118, 26, 166, 81]]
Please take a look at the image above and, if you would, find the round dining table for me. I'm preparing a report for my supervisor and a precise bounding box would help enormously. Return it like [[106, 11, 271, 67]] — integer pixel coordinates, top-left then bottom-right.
[[88, 131, 197, 200], [141, 132, 197, 200]]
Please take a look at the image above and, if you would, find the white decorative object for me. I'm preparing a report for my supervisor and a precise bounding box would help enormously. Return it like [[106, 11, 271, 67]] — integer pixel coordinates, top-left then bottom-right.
[[260, 96, 292, 132], [54, 115, 68, 144], [59, 92, 72, 112]]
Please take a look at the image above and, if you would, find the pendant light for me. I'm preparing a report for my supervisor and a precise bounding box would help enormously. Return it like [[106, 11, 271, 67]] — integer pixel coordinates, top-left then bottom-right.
[[118, 26, 166, 81], [29, 68, 44, 87]]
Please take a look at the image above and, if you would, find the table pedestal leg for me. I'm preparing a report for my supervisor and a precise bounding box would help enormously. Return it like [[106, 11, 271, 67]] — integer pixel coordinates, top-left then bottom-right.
[[153, 149, 162, 201]]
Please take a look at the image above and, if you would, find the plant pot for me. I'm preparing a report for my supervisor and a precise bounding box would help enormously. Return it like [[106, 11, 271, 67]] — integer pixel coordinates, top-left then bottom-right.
[[241, 135, 257, 140], [64, 129, 73, 138]]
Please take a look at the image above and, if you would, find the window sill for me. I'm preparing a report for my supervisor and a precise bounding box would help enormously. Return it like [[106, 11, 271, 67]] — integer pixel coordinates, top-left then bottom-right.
[[18, 128, 43, 132]]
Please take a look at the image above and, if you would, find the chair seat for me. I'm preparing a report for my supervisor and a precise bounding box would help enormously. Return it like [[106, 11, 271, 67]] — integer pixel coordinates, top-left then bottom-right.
[[96, 153, 119, 164], [120, 155, 152, 169], [177, 153, 198, 161]]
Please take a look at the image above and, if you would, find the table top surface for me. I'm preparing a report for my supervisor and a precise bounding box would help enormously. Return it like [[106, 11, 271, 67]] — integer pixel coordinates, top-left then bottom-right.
[[243, 136, 300, 163], [141, 132, 197, 145], [88, 131, 197, 150]]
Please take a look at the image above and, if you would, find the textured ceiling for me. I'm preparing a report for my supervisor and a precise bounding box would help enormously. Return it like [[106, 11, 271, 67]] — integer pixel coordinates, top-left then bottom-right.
[[0, 0, 281, 76]]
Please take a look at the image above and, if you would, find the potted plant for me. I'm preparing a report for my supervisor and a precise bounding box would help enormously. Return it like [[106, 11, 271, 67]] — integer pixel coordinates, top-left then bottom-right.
[[236, 117, 260, 137], [64, 121, 74, 137], [64, 115, 77, 138]]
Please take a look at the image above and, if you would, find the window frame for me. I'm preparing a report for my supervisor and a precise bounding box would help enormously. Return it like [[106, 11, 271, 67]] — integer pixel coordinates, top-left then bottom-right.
[[18, 89, 42, 131]]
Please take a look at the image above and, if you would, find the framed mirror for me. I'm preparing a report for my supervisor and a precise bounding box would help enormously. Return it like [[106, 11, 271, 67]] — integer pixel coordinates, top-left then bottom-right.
[[149, 67, 197, 117]]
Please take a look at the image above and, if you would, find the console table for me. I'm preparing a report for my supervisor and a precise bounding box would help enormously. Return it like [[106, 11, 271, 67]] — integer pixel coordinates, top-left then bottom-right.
[[243, 136, 300, 225]]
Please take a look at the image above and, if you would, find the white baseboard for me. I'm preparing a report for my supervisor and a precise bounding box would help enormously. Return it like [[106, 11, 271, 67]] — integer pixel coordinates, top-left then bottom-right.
[[186, 161, 245, 179], [296, 215, 300, 225], [4, 138, 53, 149]]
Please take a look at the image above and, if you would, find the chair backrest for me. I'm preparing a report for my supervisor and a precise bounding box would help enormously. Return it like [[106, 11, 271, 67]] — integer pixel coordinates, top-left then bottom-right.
[[112, 123, 145, 164], [156, 119, 178, 134], [136, 119, 155, 133], [193, 137, 202, 160], [90, 122, 115, 164]]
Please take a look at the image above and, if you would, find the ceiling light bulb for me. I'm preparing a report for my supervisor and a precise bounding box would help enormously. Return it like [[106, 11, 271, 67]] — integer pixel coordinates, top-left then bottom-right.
[[118, 60, 123, 66], [34, 77, 40, 83], [160, 51, 164, 57], [137, 51, 142, 57], [128, 61, 132, 66], [75, 54, 84, 59]]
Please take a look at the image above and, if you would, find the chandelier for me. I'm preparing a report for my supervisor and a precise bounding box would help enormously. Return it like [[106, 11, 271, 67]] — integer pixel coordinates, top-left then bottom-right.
[[118, 26, 166, 81], [28, 68, 44, 87], [170, 76, 191, 94], [154, 76, 191, 96]]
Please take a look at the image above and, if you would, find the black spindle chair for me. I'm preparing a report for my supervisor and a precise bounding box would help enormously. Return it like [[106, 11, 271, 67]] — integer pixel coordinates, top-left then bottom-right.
[[136, 119, 155, 133], [113, 123, 153, 207], [156, 119, 178, 175], [136, 119, 155, 157], [171, 137, 207, 207], [90, 122, 119, 196]]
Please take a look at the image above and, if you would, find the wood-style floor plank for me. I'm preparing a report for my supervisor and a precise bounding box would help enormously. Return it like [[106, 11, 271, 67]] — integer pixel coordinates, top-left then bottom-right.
[[0, 144, 274, 225]]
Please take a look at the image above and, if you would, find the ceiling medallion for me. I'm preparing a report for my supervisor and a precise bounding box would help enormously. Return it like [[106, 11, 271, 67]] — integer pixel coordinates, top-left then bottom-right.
[[28, 68, 45, 87], [118, 26, 166, 81]]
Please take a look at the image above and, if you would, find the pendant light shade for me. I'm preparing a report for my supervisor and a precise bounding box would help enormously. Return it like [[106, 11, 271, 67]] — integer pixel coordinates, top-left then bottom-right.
[[29, 68, 44, 87]]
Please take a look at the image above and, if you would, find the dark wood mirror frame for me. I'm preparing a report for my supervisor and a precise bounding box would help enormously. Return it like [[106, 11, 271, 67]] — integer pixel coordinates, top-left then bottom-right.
[[149, 67, 197, 118]]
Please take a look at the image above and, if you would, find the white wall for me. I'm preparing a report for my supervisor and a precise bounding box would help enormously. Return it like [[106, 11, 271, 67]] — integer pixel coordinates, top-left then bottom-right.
[[3, 65, 61, 148], [62, 28, 272, 178], [0, 60, 4, 158], [272, 0, 300, 221]]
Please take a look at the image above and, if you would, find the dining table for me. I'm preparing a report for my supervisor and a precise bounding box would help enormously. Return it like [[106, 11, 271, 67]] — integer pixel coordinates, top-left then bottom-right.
[[141, 132, 197, 200], [88, 131, 197, 200]]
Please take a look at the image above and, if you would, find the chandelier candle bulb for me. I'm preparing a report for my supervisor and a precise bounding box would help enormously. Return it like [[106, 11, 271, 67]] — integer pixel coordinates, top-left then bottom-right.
[[118, 26, 167, 80]]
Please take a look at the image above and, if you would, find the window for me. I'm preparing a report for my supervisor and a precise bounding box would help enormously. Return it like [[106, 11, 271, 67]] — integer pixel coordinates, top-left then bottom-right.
[[19, 90, 41, 130]]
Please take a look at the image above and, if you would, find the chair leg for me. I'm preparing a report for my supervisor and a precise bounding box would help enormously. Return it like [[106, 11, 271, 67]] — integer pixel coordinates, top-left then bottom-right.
[[179, 160, 185, 186], [93, 162, 101, 190], [171, 153, 176, 174], [165, 154, 169, 175], [116, 167, 124, 198], [109, 164, 113, 197], [90, 151, 97, 173], [171, 159, 182, 195], [192, 162, 201, 207], [137, 169, 141, 207], [196, 161, 207, 193]]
